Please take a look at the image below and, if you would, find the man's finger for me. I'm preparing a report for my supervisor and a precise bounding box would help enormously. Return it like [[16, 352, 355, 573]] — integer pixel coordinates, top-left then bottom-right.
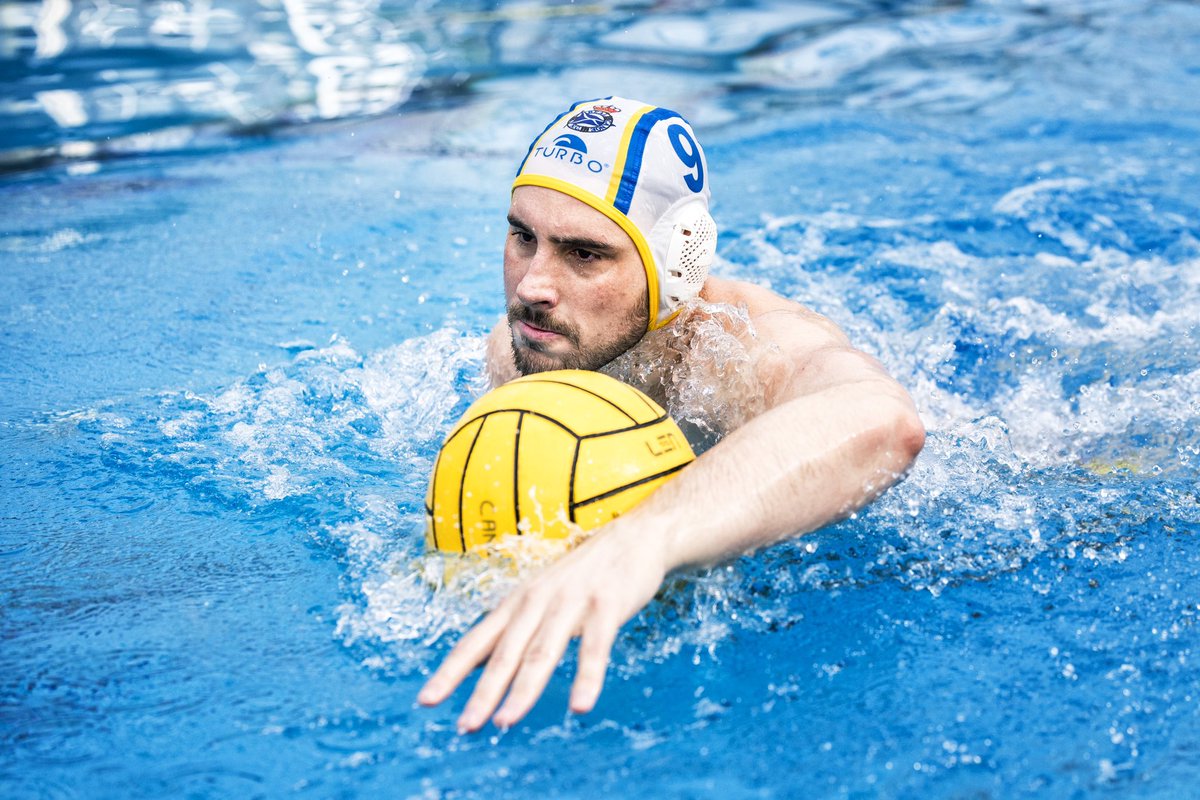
[[455, 587, 555, 731], [417, 598, 516, 706], [569, 603, 619, 714], [491, 595, 585, 728]]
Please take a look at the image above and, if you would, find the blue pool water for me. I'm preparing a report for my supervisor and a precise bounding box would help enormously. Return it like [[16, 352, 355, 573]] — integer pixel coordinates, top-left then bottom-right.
[[3, 1, 1200, 797]]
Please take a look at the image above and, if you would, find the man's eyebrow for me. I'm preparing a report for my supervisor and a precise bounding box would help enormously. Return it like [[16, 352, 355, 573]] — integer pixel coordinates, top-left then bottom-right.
[[506, 213, 618, 256], [548, 234, 617, 255]]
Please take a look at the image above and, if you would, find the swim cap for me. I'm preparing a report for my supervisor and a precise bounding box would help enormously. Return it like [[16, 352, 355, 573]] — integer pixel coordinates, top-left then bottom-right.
[[513, 97, 717, 330]]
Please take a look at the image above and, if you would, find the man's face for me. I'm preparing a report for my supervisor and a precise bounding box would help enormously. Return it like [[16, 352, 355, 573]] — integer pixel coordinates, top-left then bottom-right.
[[504, 185, 649, 374]]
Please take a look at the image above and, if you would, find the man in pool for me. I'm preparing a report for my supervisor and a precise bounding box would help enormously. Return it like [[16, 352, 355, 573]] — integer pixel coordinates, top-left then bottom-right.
[[418, 97, 925, 732]]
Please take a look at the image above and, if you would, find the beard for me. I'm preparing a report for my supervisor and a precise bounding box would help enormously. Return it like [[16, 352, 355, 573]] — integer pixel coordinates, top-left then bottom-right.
[[507, 297, 649, 375]]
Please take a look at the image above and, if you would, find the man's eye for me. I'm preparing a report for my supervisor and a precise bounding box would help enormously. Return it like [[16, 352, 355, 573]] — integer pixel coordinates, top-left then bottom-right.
[[511, 230, 534, 244], [572, 249, 599, 262]]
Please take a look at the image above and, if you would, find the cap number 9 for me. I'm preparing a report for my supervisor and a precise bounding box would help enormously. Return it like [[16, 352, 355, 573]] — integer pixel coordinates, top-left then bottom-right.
[[667, 123, 704, 193]]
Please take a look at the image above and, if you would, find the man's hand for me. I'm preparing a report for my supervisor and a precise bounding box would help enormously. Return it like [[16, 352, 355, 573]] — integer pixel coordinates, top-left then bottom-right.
[[417, 521, 667, 732]]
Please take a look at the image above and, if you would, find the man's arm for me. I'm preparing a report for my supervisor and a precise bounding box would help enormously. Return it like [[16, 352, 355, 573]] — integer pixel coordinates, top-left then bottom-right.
[[419, 282, 925, 732]]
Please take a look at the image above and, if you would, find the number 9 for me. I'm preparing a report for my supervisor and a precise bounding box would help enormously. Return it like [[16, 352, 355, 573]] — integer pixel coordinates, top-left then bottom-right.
[[667, 123, 704, 193]]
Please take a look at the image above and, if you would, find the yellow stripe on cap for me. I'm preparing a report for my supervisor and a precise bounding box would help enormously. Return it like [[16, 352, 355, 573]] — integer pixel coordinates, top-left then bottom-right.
[[512, 173, 660, 329]]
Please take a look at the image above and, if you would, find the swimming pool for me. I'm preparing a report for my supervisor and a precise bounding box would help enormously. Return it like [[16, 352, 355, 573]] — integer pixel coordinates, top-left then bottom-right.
[[3, 0, 1199, 796]]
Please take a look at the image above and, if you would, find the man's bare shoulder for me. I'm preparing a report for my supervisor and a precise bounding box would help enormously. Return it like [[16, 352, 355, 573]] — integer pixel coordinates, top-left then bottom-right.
[[486, 319, 519, 387], [697, 275, 902, 405], [698, 276, 849, 348]]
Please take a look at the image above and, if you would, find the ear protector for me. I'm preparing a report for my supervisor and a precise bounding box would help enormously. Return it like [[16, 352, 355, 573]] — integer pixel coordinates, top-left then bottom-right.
[[653, 197, 718, 315], [513, 97, 718, 330]]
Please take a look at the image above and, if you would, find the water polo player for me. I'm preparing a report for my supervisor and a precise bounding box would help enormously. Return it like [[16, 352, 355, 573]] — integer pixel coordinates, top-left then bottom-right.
[[419, 97, 926, 732]]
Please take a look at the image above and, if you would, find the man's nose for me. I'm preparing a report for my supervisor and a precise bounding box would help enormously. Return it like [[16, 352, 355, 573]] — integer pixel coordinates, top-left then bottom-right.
[[514, 250, 559, 308]]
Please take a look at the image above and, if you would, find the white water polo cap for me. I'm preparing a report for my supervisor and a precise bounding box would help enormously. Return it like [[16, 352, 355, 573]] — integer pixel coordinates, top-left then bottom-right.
[[513, 97, 717, 330]]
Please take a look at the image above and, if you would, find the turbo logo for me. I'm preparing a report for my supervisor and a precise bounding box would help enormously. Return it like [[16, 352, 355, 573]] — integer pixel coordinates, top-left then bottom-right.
[[533, 134, 606, 173], [566, 108, 615, 133], [553, 134, 587, 152]]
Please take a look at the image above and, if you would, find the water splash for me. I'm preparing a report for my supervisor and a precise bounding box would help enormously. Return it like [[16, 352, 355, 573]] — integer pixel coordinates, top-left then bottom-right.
[[603, 300, 766, 452], [48, 176, 1199, 715]]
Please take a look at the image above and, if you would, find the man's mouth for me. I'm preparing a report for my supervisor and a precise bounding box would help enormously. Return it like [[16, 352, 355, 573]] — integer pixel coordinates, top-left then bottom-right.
[[514, 318, 563, 342], [508, 306, 577, 348]]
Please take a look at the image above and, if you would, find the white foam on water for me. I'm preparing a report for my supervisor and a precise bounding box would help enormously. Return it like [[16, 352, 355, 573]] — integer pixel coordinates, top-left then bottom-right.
[[77, 329, 487, 519], [352, 330, 490, 461], [72, 327, 509, 672], [68, 182, 1199, 678], [326, 190, 1197, 634], [705, 193, 1200, 597], [994, 177, 1093, 217], [739, 202, 1199, 465], [0, 227, 102, 254]]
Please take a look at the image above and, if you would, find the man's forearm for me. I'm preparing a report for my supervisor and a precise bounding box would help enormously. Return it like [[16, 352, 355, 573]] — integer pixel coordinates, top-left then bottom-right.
[[612, 380, 924, 572]]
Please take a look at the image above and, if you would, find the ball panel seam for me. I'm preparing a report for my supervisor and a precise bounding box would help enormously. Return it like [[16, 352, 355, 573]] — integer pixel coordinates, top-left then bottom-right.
[[575, 412, 670, 440], [513, 410, 524, 536], [572, 461, 691, 509], [456, 415, 488, 553], [512, 377, 640, 423]]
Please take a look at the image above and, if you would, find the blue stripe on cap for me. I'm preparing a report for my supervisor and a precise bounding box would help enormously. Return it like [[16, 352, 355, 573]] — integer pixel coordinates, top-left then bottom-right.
[[612, 107, 682, 215]]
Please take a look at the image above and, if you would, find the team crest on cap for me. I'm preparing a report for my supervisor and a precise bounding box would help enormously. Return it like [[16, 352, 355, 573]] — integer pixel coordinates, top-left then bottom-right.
[[566, 106, 617, 133]]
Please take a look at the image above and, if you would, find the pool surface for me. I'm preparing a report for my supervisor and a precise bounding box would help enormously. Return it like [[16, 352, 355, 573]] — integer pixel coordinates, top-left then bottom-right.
[[3, 1, 1200, 797]]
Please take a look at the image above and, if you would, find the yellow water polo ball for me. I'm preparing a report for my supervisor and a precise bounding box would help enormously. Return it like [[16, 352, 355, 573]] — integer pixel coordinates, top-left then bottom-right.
[[424, 369, 696, 553]]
